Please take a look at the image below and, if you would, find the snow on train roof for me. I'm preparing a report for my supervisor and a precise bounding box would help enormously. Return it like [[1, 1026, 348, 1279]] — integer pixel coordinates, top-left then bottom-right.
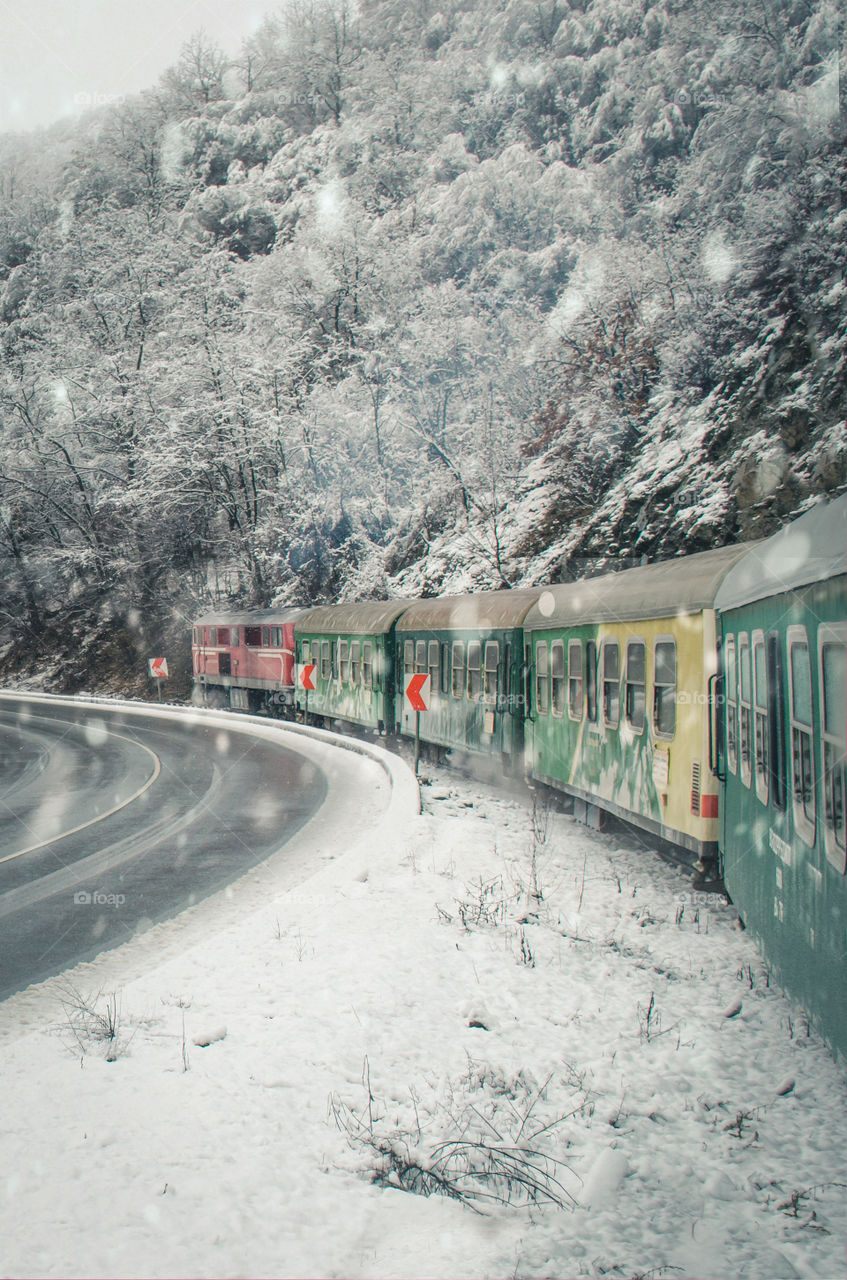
[[193, 607, 306, 626], [396, 587, 545, 632], [525, 543, 755, 630], [714, 494, 847, 612], [297, 599, 419, 635]]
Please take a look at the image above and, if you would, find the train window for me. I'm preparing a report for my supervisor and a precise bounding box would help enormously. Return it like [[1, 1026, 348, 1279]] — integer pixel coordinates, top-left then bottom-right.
[[567, 641, 583, 720], [484, 642, 499, 702], [416, 640, 428, 674], [350, 641, 360, 684], [753, 632, 769, 804], [452, 642, 466, 698], [217, 627, 229, 646], [551, 641, 565, 717], [428, 641, 440, 693], [263, 627, 270, 647], [321, 640, 331, 681], [301, 640, 311, 663], [724, 636, 738, 774], [586, 640, 597, 722], [602, 642, 620, 727], [788, 628, 816, 843], [441, 642, 450, 695], [767, 634, 787, 811], [339, 640, 350, 682], [244, 626, 262, 647], [536, 643, 549, 716], [738, 634, 752, 786], [362, 642, 374, 688], [271, 627, 282, 647], [819, 627, 846, 871], [504, 642, 512, 704], [467, 642, 482, 700], [653, 640, 676, 738], [404, 640, 414, 677], [625, 640, 646, 732], [209, 627, 216, 646]]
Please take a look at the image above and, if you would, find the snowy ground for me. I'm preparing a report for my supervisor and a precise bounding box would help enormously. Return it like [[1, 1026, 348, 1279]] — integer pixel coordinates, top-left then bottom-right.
[[1, 724, 845, 1280]]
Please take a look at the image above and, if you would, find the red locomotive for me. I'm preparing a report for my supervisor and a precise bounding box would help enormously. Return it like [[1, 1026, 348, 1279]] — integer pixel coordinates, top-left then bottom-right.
[[191, 609, 303, 714]]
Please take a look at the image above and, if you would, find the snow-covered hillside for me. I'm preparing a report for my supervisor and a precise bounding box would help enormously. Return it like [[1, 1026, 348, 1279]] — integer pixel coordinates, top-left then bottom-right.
[[0, 0, 845, 683], [1, 764, 844, 1279]]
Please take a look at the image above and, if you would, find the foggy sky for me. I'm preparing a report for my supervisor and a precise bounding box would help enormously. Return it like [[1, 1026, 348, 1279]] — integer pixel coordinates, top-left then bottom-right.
[[0, 0, 271, 134]]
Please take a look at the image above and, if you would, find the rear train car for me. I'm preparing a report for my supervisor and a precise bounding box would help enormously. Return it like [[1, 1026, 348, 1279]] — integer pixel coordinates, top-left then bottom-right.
[[522, 545, 752, 861], [715, 495, 847, 1059], [191, 609, 302, 713]]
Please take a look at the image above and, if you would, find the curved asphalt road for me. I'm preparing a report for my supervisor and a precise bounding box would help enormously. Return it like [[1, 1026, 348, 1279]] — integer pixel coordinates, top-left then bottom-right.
[[0, 696, 328, 1001]]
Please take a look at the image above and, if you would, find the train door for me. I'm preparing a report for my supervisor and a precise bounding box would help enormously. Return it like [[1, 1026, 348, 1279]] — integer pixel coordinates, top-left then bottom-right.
[[522, 637, 535, 774], [502, 639, 515, 755]]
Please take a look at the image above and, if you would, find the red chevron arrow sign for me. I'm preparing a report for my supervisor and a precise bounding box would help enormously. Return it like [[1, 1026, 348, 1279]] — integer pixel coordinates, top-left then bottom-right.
[[148, 657, 168, 679], [405, 673, 430, 712], [299, 663, 316, 691]]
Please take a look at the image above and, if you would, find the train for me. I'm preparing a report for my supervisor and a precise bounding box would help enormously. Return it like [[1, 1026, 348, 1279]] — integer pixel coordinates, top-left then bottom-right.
[[191, 494, 847, 1059]]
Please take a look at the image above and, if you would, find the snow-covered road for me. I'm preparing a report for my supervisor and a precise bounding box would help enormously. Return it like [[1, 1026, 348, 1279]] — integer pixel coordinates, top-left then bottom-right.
[[0, 749, 844, 1280], [0, 694, 409, 998]]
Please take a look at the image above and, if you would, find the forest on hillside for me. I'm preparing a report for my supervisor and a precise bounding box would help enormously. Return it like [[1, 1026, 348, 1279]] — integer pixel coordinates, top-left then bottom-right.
[[0, 0, 844, 689]]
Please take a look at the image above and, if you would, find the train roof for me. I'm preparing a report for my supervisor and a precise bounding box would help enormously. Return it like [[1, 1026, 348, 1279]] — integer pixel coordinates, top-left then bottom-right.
[[193, 608, 305, 626], [524, 543, 756, 630], [396, 587, 545, 632], [714, 494, 847, 612], [296, 599, 418, 635]]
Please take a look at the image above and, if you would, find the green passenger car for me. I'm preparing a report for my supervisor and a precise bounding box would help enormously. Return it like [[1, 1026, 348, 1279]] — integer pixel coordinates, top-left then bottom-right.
[[715, 496, 847, 1059], [395, 589, 544, 760], [294, 600, 416, 733], [523, 545, 752, 856]]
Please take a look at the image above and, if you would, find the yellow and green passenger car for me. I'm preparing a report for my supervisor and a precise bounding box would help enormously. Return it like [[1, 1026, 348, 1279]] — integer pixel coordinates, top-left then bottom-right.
[[523, 545, 752, 860]]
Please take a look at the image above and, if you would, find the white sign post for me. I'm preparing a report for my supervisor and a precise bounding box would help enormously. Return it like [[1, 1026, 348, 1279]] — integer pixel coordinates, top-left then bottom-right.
[[404, 674, 431, 775], [148, 657, 168, 702]]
